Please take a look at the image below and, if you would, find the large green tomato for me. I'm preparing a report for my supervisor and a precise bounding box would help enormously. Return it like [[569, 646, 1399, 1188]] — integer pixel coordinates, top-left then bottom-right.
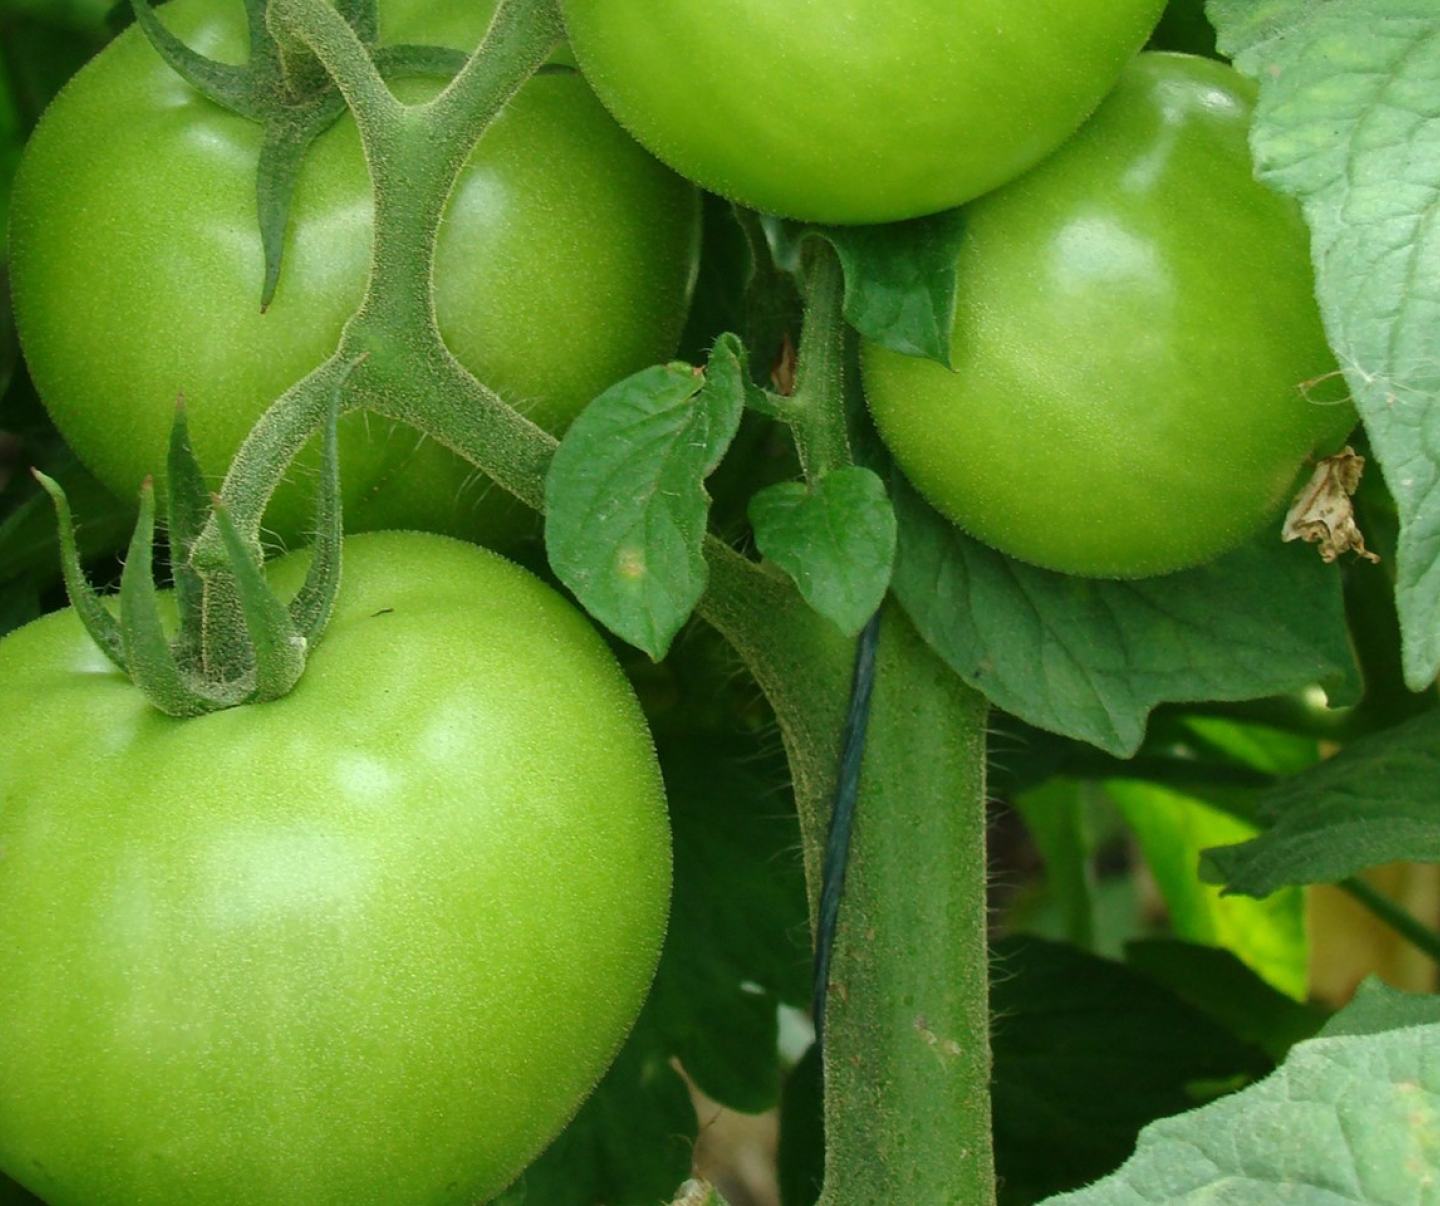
[[864, 54, 1356, 579], [9, 0, 699, 544], [559, 0, 1167, 225], [0, 531, 670, 1205]]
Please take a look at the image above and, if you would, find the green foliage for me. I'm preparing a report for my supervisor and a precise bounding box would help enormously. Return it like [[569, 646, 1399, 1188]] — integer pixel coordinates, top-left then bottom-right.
[[4, 0, 1438, 1202], [545, 339, 752, 659], [749, 466, 896, 636], [1210, 0, 1440, 690], [992, 937, 1272, 1204], [765, 211, 968, 366], [1125, 940, 1327, 1062], [891, 477, 1359, 756], [1204, 709, 1440, 895], [1111, 780, 1308, 997], [1320, 978, 1440, 1038], [1044, 983, 1440, 1203]]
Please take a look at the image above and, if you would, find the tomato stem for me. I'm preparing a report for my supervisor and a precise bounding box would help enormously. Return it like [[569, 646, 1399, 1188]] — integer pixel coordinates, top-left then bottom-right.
[[788, 244, 853, 483]]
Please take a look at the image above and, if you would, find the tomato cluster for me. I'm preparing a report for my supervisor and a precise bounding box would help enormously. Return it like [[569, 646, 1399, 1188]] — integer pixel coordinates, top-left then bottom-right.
[[0, 1, 1356, 1201]]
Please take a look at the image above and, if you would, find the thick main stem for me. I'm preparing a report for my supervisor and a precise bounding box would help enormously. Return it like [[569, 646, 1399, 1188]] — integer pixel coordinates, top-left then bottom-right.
[[820, 608, 995, 1206]]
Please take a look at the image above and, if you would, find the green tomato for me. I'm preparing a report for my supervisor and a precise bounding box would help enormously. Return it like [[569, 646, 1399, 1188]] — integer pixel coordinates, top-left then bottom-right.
[[864, 54, 1356, 579], [9, 0, 699, 545], [559, 0, 1167, 225], [0, 531, 671, 1205]]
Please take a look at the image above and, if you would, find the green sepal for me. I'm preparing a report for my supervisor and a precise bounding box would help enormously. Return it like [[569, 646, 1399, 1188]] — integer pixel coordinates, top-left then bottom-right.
[[255, 113, 335, 311], [211, 498, 307, 702], [130, 0, 473, 309], [164, 398, 212, 641], [119, 481, 223, 718], [31, 470, 128, 672], [130, 0, 267, 118], [287, 376, 345, 643]]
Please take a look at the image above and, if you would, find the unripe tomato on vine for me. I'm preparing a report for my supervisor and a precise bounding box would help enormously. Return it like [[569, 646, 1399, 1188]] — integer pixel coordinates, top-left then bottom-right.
[[558, 0, 1168, 224], [0, 533, 672, 1205], [8, 0, 700, 545], [864, 54, 1357, 579]]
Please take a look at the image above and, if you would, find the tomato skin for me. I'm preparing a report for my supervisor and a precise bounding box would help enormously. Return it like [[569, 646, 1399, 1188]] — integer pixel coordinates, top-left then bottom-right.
[[864, 54, 1356, 579], [559, 0, 1166, 225], [9, 0, 699, 545], [0, 532, 671, 1205]]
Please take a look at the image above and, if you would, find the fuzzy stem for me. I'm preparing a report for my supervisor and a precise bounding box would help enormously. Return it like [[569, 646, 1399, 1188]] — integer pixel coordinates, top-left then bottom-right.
[[788, 245, 852, 482], [819, 606, 995, 1206]]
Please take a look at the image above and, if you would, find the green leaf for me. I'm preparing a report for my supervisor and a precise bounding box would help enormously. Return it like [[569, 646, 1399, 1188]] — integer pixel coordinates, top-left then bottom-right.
[[749, 466, 896, 636], [1209, 0, 1440, 690], [1202, 709, 1440, 896], [1319, 977, 1440, 1038], [648, 737, 809, 1113], [1111, 780, 1309, 999], [1125, 939, 1327, 1062], [892, 477, 1358, 756], [1041, 1018, 1440, 1202], [992, 937, 1271, 1205], [764, 210, 968, 366], [545, 346, 746, 660], [777, 1044, 823, 1206]]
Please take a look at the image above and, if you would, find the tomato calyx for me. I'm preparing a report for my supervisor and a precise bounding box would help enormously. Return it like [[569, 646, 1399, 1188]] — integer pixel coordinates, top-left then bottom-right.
[[36, 389, 346, 716], [129, 0, 466, 310]]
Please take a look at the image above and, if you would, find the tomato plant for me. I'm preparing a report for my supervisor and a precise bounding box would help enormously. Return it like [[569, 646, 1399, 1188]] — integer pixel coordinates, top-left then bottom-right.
[[0, 531, 670, 1205], [4, 1, 1438, 1204], [8, 0, 698, 543], [864, 53, 1357, 579], [559, 0, 1168, 225]]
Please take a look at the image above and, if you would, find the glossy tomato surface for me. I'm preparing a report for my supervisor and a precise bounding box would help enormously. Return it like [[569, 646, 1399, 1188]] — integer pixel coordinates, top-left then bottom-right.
[[865, 54, 1356, 579], [9, 0, 699, 544], [560, 0, 1166, 224], [0, 532, 671, 1205]]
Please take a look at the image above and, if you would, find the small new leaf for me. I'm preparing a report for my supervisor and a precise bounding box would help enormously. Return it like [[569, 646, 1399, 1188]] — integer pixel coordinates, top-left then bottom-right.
[[764, 209, 968, 367], [749, 467, 896, 636], [1201, 710, 1440, 897], [545, 346, 746, 659]]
